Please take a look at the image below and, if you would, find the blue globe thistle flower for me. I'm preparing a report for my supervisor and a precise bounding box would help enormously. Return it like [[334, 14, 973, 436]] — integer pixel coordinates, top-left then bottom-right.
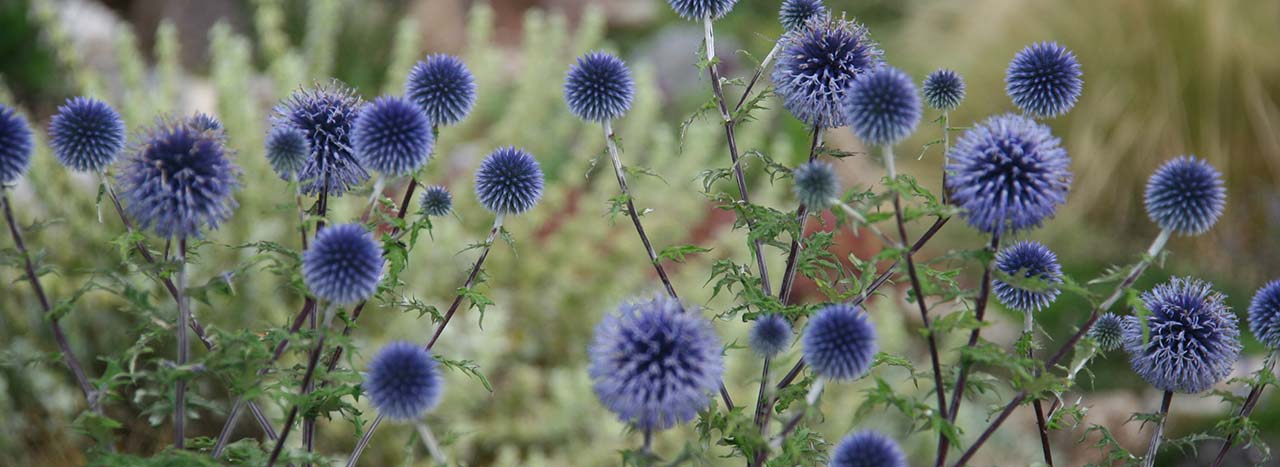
[[945, 114, 1072, 234], [188, 112, 223, 132], [273, 83, 369, 196], [803, 303, 877, 381], [829, 431, 906, 467], [750, 314, 793, 357], [666, 0, 738, 21], [117, 117, 239, 238], [1143, 156, 1226, 236], [264, 125, 310, 180], [352, 96, 435, 177], [405, 54, 477, 126], [779, 0, 826, 32], [793, 160, 839, 211], [992, 241, 1063, 313], [1123, 277, 1241, 394], [0, 104, 34, 185], [365, 341, 443, 421], [772, 17, 882, 128], [474, 146, 544, 215], [48, 97, 126, 172], [922, 68, 966, 111], [563, 51, 635, 122], [1247, 280, 1280, 349], [302, 223, 384, 305], [1089, 312, 1125, 352], [843, 66, 921, 146], [588, 296, 724, 431], [1005, 42, 1083, 118], [419, 185, 453, 217]]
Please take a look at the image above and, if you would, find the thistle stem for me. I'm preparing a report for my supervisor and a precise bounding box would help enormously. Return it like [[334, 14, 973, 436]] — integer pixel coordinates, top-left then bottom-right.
[[175, 238, 191, 449], [937, 234, 1000, 466], [777, 126, 824, 305], [345, 412, 384, 467], [1023, 312, 1054, 466], [414, 421, 447, 465], [602, 120, 679, 299], [941, 111, 950, 205], [1211, 349, 1278, 467], [266, 302, 339, 467], [1142, 391, 1174, 467], [756, 377, 826, 467], [732, 40, 782, 113]]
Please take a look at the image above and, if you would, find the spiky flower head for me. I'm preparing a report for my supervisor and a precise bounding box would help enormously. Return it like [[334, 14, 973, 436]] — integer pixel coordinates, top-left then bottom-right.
[[264, 125, 310, 180], [1005, 42, 1083, 118], [992, 241, 1063, 313], [1143, 156, 1226, 236], [843, 65, 921, 146], [352, 96, 434, 177], [779, 0, 826, 32], [803, 303, 877, 381], [419, 185, 453, 217], [118, 117, 239, 238], [588, 296, 724, 431], [474, 146, 544, 215], [750, 314, 793, 357], [302, 223, 384, 305], [945, 113, 1072, 234], [273, 83, 368, 196], [793, 161, 839, 211], [923, 68, 966, 111], [1123, 277, 1241, 394], [1089, 313, 1125, 352], [0, 104, 33, 185], [48, 97, 126, 172], [563, 51, 635, 122], [189, 112, 223, 132], [772, 17, 882, 128], [406, 54, 477, 126], [829, 431, 907, 467], [1248, 280, 1280, 349], [365, 341, 443, 421], [666, 0, 737, 20]]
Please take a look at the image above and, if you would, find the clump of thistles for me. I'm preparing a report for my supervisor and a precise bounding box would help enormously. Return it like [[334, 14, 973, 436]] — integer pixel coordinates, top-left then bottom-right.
[[1143, 155, 1226, 236], [666, 0, 738, 21], [793, 161, 839, 211], [563, 51, 635, 122], [273, 83, 368, 196], [588, 296, 724, 431], [1089, 313, 1125, 352], [419, 185, 453, 217], [772, 16, 881, 128], [945, 113, 1072, 234], [1248, 280, 1280, 349], [264, 125, 310, 180], [922, 68, 966, 111], [352, 96, 435, 176], [803, 303, 877, 381], [365, 341, 444, 421], [302, 223, 385, 305], [118, 117, 240, 238], [48, 97, 127, 172], [829, 431, 906, 467], [474, 146, 544, 215], [0, 104, 34, 185], [992, 241, 1063, 313], [778, 0, 826, 32], [749, 314, 793, 357], [843, 65, 921, 146], [1123, 277, 1241, 394], [1005, 41, 1083, 118], [406, 54, 477, 127]]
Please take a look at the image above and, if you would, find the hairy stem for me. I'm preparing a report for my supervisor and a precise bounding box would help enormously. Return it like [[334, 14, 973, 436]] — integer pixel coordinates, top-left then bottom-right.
[[175, 238, 190, 449], [1021, 312, 1054, 466], [754, 378, 827, 467], [266, 302, 339, 467], [1211, 349, 1277, 467], [732, 40, 781, 113], [777, 127, 824, 305], [937, 234, 1000, 466], [603, 120, 679, 298], [1142, 391, 1174, 467], [346, 413, 384, 467]]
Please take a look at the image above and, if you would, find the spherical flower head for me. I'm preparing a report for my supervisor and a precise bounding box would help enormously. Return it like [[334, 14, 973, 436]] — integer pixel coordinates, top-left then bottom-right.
[[1005, 42, 1083, 118], [352, 96, 434, 177], [1089, 313, 1125, 352], [48, 97, 126, 172], [666, 0, 737, 20], [1143, 155, 1226, 236], [829, 431, 906, 467], [992, 241, 1063, 313], [945, 113, 1072, 234], [0, 104, 34, 185], [273, 83, 369, 197], [118, 117, 239, 238], [419, 185, 453, 217], [265, 125, 310, 180], [474, 146, 544, 215], [843, 65, 921, 146], [189, 112, 223, 133], [564, 51, 635, 122], [303, 223, 385, 305], [923, 68, 966, 111], [588, 296, 724, 431], [1247, 280, 1280, 349], [793, 161, 839, 211], [803, 303, 877, 381], [779, 0, 826, 32], [772, 17, 882, 128], [1123, 277, 1241, 394], [405, 54, 477, 126], [365, 341, 443, 421], [749, 314, 793, 357]]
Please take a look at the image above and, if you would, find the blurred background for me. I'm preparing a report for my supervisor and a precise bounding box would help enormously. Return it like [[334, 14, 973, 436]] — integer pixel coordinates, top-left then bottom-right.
[[1, 0, 1277, 465]]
